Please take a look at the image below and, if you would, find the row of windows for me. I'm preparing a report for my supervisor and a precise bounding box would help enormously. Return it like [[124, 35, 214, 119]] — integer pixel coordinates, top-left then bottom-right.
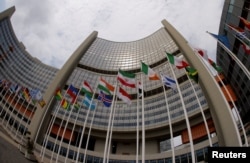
[[0, 19, 57, 92], [43, 139, 214, 163]]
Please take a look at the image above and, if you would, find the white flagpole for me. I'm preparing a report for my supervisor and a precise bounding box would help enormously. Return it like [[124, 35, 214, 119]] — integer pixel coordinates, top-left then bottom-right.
[[82, 82, 99, 163], [50, 86, 77, 163], [55, 89, 81, 163], [9, 92, 23, 134], [215, 73, 248, 146], [75, 82, 100, 163], [0, 81, 11, 119], [20, 102, 37, 142], [102, 83, 117, 163], [34, 95, 54, 148], [106, 92, 118, 163], [41, 86, 71, 162], [11, 92, 26, 140], [4, 85, 20, 130], [207, 31, 250, 80], [14, 96, 33, 142], [140, 74, 145, 163], [187, 75, 212, 147], [136, 79, 140, 163], [63, 104, 81, 163], [168, 62, 196, 163], [1, 88, 15, 124], [83, 101, 98, 163], [160, 74, 175, 162]]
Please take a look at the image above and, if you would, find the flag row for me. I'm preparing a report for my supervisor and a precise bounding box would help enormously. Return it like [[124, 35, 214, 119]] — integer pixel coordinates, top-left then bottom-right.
[[0, 79, 46, 107]]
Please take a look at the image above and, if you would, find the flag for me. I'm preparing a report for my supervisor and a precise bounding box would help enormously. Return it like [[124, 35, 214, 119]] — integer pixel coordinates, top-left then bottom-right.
[[137, 81, 143, 98], [185, 67, 198, 83], [117, 69, 136, 88], [161, 75, 176, 89], [117, 87, 132, 105], [207, 32, 230, 49], [83, 95, 96, 110], [227, 24, 246, 39], [98, 77, 115, 95], [61, 99, 69, 109], [166, 53, 189, 69], [38, 100, 46, 108], [30, 89, 42, 101], [141, 62, 160, 80], [239, 16, 250, 30], [67, 84, 79, 103], [55, 89, 62, 100], [81, 81, 93, 97], [98, 91, 112, 107], [23, 88, 31, 101], [73, 102, 80, 110], [242, 43, 250, 54], [195, 48, 222, 73]]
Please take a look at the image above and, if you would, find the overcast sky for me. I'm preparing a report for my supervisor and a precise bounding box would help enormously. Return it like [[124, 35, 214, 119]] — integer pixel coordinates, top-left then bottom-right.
[[1, 0, 225, 68]]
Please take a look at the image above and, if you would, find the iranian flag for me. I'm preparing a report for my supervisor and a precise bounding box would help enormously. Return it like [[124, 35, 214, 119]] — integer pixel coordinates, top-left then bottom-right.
[[166, 53, 189, 69], [81, 81, 93, 97], [98, 77, 115, 95], [117, 69, 136, 88], [117, 87, 132, 105], [141, 62, 160, 80]]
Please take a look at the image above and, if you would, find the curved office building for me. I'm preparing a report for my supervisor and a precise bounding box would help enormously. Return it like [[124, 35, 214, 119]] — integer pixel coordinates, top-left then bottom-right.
[[217, 0, 250, 124], [0, 7, 57, 142], [0, 6, 244, 163]]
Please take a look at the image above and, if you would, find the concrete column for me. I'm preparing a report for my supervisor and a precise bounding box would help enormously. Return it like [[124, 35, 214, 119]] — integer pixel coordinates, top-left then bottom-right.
[[161, 19, 241, 146], [28, 31, 98, 141]]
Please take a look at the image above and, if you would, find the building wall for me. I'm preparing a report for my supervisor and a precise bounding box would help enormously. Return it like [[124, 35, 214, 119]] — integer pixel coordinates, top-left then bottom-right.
[[217, 0, 250, 123]]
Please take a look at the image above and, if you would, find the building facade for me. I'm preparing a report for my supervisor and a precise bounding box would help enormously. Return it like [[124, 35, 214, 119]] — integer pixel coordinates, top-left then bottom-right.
[[0, 6, 245, 163], [217, 0, 250, 124], [0, 7, 58, 144]]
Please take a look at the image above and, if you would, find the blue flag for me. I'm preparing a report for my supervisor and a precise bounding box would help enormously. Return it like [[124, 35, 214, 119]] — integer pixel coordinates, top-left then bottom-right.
[[98, 91, 112, 107], [83, 95, 96, 110], [161, 75, 176, 89], [207, 32, 230, 49]]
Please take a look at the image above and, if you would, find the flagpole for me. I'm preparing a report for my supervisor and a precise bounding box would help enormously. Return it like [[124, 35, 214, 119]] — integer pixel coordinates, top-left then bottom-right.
[[207, 31, 250, 80], [75, 81, 100, 163], [3, 85, 20, 131], [83, 102, 98, 163], [12, 91, 27, 141], [81, 81, 99, 163], [136, 79, 140, 163], [34, 95, 54, 149], [216, 73, 248, 146], [103, 82, 117, 163], [0, 81, 11, 121], [0, 81, 8, 117], [1, 88, 15, 124], [168, 61, 196, 163], [55, 88, 81, 163], [41, 86, 71, 162], [160, 73, 175, 162], [226, 23, 250, 44], [50, 86, 77, 163], [106, 92, 118, 163], [140, 74, 145, 163], [14, 96, 33, 142], [63, 103, 81, 163], [9, 91, 22, 133]]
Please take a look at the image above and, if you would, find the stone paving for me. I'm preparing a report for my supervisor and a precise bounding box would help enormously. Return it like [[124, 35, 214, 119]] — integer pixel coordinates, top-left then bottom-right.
[[0, 126, 35, 163]]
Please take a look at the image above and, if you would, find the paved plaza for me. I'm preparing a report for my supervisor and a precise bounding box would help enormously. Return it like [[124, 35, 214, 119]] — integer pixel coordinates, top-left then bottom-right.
[[0, 126, 35, 163]]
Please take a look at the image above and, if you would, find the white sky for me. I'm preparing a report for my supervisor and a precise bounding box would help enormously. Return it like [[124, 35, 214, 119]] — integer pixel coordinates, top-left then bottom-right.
[[1, 0, 225, 68]]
